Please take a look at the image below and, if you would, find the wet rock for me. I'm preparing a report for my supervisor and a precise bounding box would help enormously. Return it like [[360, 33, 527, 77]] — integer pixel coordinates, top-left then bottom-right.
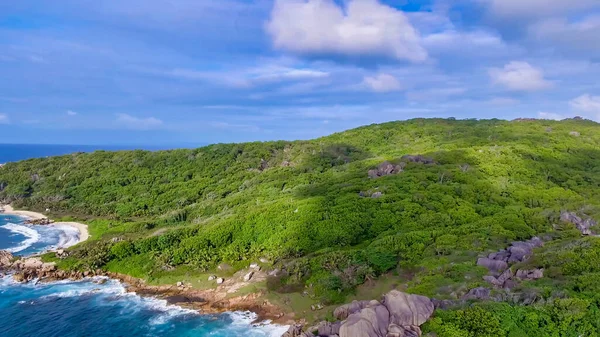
[[0, 250, 13, 267], [13, 273, 25, 283]]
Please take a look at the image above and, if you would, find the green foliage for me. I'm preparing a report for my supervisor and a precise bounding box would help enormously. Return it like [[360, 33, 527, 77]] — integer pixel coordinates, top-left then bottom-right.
[[424, 301, 600, 337], [1, 118, 600, 306]]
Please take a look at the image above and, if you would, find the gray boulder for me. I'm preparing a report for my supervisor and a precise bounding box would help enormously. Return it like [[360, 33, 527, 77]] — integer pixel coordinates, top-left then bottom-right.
[[515, 269, 544, 280], [339, 301, 389, 337], [383, 290, 434, 327], [463, 287, 490, 300], [561, 211, 596, 235], [477, 258, 508, 273], [483, 275, 502, 287], [334, 300, 373, 320], [401, 155, 435, 165], [497, 268, 514, 284], [317, 321, 341, 336]]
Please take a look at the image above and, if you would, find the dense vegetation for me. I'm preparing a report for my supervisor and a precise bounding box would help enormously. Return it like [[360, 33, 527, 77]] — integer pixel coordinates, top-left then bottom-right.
[[2, 118, 600, 335]]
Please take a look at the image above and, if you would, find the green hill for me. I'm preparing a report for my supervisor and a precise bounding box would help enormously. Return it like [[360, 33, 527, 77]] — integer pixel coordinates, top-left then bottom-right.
[[2, 118, 600, 336]]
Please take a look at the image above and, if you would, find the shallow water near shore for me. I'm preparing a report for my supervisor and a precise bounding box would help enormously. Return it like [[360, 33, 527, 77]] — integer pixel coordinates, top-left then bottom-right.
[[0, 216, 288, 337], [0, 214, 81, 255]]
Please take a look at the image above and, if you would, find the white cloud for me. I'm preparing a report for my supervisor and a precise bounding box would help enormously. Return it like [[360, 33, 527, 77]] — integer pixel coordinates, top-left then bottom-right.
[[486, 97, 520, 106], [0, 114, 9, 124], [266, 0, 427, 62], [363, 73, 403, 93], [537, 111, 565, 120], [529, 16, 600, 55], [570, 94, 600, 120], [115, 113, 163, 130], [423, 30, 506, 52], [489, 61, 552, 91], [247, 65, 329, 82], [406, 87, 467, 101], [66, 110, 77, 116], [487, 0, 600, 18]]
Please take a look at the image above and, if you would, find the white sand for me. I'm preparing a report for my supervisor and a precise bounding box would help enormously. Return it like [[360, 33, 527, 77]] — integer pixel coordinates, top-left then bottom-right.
[[1, 204, 90, 244]]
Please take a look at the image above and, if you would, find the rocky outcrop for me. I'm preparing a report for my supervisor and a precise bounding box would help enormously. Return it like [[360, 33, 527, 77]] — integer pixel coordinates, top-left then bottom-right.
[[400, 155, 435, 165], [368, 155, 435, 179], [515, 269, 544, 280], [478, 237, 543, 275], [0, 250, 13, 267], [318, 322, 341, 336], [383, 291, 433, 328], [24, 218, 53, 225], [368, 162, 405, 179], [463, 287, 490, 300], [560, 211, 597, 235], [475, 237, 546, 294], [303, 291, 434, 337], [359, 191, 383, 198]]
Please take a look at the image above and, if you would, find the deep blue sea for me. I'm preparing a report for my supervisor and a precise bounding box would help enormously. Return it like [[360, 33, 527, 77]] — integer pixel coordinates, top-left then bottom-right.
[[0, 143, 175, 163], [0, 147, 287, 337]]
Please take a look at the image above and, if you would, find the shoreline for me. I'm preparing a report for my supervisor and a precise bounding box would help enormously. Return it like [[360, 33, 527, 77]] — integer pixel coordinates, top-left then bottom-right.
[[0, 252, 290, 326], [0, 257, 290, 335], [1, 204, 90, 245]]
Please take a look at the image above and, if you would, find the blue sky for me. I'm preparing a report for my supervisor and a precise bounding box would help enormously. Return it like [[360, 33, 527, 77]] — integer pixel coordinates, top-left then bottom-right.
[[1, 0, 600, 145]]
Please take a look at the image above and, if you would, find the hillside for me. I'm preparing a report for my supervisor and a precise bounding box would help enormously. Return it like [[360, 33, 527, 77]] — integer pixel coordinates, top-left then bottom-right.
[[2, 118, 600, 336]]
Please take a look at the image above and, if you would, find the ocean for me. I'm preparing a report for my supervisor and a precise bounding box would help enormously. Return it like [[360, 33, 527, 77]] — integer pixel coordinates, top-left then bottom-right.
[[0, 143, 179, 164], [0, 171, 287, 337]]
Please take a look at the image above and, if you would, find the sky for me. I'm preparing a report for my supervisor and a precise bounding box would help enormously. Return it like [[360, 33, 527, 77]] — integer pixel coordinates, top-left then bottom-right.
[[1, 0, 600, 145]]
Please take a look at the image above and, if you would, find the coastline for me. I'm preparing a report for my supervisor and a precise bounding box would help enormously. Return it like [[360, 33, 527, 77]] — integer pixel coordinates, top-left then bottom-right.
[[1, 204, 90, 245]]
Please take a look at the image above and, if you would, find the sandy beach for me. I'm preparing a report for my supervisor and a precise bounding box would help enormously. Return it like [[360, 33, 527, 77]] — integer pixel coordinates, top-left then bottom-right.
[[1, 204, 90, 243]]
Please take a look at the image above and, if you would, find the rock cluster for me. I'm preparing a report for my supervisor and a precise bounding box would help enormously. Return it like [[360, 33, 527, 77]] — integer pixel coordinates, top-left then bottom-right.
[[368, 161, 405, 179], [400, 155, 435, 165], [284, 290, 434, 337], [476, 237, 545, 290], [560, 211, 597, 235], [359, 191, 383, 198], [25, 218, 53, 225], [0, 250, 107, 283], [368, 155, 435, 179]]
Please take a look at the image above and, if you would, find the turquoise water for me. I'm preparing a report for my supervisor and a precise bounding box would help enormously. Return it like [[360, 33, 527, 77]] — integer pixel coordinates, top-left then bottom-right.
[[0, 216, 287, 337]]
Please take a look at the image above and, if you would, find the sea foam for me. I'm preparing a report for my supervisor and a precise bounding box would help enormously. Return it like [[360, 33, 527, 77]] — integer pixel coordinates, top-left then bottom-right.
[[1, 223, 41, 253]]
